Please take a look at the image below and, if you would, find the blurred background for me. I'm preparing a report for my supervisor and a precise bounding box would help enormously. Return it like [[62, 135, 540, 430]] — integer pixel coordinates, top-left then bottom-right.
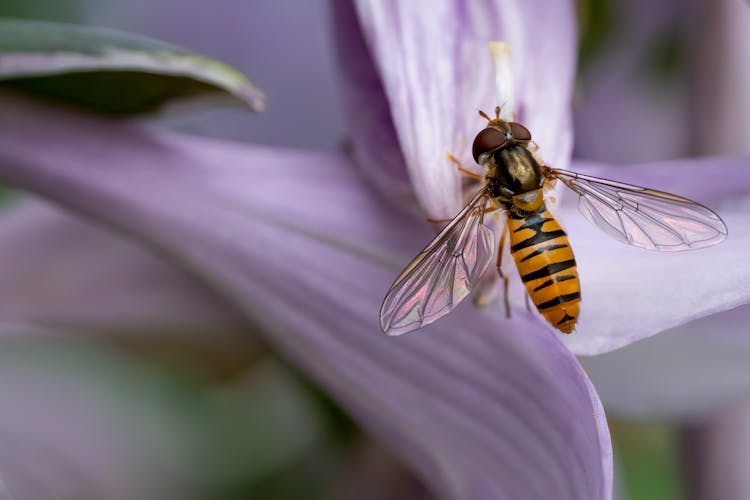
[[0, 0, 748, 499]]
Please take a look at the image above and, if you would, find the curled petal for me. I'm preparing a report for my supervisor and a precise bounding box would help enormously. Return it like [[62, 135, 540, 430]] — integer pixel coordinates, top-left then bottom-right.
[[581, 304, 750, 420], [559, 158, 750, 354], [0, 96, 611, 500]]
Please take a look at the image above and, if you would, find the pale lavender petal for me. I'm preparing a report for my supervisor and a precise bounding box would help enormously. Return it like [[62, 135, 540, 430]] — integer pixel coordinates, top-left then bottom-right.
[[581, 304, 750, 420], [0, 198, 246, 340], [0, 96, 611, 500], [558, 158, 750, 354], [341, 0, 576, 217]]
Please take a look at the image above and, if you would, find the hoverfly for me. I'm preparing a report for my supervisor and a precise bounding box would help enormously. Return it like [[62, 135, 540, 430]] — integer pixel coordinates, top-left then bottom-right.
[[380, 106, 727, 335]]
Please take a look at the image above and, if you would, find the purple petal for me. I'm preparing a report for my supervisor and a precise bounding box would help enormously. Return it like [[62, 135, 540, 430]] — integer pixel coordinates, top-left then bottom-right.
[[0, 199, 246, 340], [0, 96, 611, 500], [581, 304, 750, 420], [559, 158, 750, 354], [338, 0, 576, 217], [574, 0, 750, 419]]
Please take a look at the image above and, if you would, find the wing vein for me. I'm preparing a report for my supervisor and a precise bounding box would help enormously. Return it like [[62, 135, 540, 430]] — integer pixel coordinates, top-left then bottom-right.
[[550, 167, 727, 251], [380, 188, 496, 335]]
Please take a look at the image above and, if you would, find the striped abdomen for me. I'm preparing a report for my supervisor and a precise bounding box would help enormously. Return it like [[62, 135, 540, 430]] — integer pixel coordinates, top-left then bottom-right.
[[508, 209, 581, 333]]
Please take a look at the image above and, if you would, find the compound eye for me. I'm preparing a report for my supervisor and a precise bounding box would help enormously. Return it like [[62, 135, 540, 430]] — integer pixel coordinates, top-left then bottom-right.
[[472, 128, 507, 163], [509, 122, 532, 141]]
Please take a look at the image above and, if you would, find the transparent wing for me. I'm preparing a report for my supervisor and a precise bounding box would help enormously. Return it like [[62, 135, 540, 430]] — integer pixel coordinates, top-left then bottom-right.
[[380, 189, 496, 335], [548, 167, 727, 251]]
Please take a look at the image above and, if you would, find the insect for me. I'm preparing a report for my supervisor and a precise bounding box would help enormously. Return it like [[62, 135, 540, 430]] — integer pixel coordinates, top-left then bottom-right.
[[380, 106, 727, 335]]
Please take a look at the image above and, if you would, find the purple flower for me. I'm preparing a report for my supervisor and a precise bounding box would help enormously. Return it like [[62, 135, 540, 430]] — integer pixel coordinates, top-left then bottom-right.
[[572, 3, 750, 497], [1, 1, 749, 498], [573, 0, 750, 419], [0, 94, 612, 499]]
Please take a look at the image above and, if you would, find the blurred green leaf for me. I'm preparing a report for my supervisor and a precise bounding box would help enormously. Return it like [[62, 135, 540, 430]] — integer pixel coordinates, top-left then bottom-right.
[[0, 18, 265, 115], [641, 25, 687, 86], [0, 339, 338, 499], [611, 420, 684, 500], [207, 359, 363, 500], [0, 0, 85, 23], [577, 0, 615, 69]]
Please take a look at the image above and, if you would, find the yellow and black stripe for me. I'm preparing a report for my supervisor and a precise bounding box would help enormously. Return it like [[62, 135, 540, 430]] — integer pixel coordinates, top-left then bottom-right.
[[508, 209, 580, 333]]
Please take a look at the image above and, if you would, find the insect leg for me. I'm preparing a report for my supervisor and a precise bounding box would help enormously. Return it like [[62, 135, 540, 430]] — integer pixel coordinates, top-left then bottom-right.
[[447, 152, 482, 180], [496, 223, 511, 319], [427, 217, 452, 224], [525, 292, 532, 312]]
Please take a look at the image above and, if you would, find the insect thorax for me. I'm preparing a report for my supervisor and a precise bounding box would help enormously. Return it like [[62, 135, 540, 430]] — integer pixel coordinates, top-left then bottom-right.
[[485, 144, 546, 215]]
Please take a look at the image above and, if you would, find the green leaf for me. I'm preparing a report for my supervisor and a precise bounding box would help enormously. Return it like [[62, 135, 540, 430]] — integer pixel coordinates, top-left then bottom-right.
[[0, 18, 265, 116]]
